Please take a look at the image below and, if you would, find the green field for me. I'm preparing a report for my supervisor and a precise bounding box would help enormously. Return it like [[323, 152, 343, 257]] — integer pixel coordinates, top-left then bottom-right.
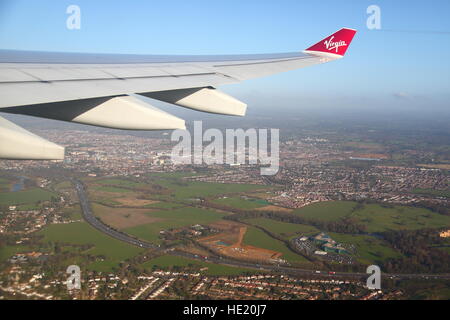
[[412, 188, 450, 199], [143, 202, 185, 210], [243, 227, 311, 264], [0, 245, 31, 262], [141, 255, 257, 276], [62, 205, 83, 220], [54, 181, 71, 191], [245, 218, 319, 239], [350, 204, 450, 232], [294, 201, 357, 221], [152, 178, 270, 201], [294, 201, 450, 232], [0, 188, 56, 206], [91, 185, 132, 193], [213, 197, 269, 209], [0, 177, 10, 192], [328, 233, 403, 265], [146, 172, 201, 179], [124, 207, 225, 243], [96, 178, 147, 189], [39, 222, 143, 272]]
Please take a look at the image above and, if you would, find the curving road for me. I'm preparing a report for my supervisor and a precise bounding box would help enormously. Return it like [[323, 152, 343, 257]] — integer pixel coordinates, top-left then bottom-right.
[[73, 179, 450, 281]]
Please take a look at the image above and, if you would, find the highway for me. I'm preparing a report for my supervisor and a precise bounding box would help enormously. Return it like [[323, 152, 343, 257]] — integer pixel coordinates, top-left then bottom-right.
[[74, 180, 157, 250], [73, 179, 450, 281]]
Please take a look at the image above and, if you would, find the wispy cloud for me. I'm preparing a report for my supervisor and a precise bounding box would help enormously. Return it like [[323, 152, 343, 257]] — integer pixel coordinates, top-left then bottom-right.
[[392, 92, 410, 99]]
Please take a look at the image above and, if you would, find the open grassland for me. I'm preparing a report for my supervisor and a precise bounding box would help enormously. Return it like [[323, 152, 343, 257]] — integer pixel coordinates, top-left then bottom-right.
[[151, 178, 271, 201], [245, 218, 319, 239], [92, 203, 161, 229], [63, 205, 83, 220], [242, 227, 311, 264], [146, 172, 202, 179], [417, 164, 450, 170], [124, 207, 225, 244], [141, 255, 257, 276], [87, 188, 136, 206], [39, 222, 143, 272], [143, 201, 185, 210], [412, 188, 450, 199], [0, 188, 56, 206], [213, 197, 269, 209], [0, 245, 31, 262], [95, 178, 147, 188], [349, 204, 450, 232], [53, 181, 71, 191], [294, 201, 450, 232], [294, 201, 357, 221], [328, 233, 403, 265], [115, 198, 158, 207], [342, 141, 385, 152], [86, 175, 272, 209], [91, 185, 132, 193], [0, 177, 10, 192]]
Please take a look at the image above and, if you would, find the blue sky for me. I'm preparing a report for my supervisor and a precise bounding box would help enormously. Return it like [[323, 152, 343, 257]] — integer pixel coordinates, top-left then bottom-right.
[[1, 0, 449, 115]]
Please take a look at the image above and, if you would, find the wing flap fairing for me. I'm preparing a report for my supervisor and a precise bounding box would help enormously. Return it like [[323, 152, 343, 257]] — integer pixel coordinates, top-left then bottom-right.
[[0, 116, 64, 160], [142, 87, 247, 116], [1, 95, 186, 130]]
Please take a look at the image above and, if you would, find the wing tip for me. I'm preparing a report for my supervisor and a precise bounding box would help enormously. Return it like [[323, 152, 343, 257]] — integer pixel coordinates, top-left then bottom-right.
[[305, 27, 357, 57]]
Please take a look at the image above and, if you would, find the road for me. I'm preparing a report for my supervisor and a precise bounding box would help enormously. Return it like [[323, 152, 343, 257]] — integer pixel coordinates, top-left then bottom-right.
[[73, 179, 450, 281]]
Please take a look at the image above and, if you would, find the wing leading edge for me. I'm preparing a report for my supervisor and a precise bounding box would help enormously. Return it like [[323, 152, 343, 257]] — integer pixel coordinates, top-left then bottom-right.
[[0, 28, 356, 160]]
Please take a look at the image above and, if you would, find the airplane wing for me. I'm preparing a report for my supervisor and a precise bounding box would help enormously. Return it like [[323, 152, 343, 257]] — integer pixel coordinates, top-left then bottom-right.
[[0, 28, 356, 160]]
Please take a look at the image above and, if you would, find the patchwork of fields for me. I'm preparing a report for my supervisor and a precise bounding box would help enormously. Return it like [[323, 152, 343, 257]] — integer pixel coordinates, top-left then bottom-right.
[[3, 173, 450, 275]]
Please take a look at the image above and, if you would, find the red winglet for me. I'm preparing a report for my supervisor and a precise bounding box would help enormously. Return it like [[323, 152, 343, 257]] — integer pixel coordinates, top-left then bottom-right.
[[305, 28, 357, 57]]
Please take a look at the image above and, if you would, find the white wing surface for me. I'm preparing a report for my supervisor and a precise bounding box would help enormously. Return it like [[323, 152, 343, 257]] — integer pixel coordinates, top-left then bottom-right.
[[0, 28, 356, 159]]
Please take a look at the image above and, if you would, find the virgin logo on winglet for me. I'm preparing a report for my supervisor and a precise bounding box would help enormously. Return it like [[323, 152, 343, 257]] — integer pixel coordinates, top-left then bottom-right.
[[305, 28, 357, 57], [324, 36, 347, 53]]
